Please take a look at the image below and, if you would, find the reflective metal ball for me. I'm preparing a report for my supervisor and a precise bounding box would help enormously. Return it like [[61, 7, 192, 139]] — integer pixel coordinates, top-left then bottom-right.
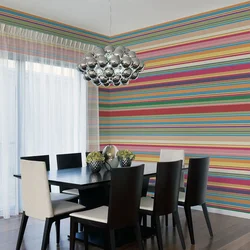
[[102, 145, 119, 168]]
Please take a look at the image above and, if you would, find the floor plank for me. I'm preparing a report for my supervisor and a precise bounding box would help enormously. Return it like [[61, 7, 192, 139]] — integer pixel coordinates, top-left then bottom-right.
[[1, 208, 250, 250]]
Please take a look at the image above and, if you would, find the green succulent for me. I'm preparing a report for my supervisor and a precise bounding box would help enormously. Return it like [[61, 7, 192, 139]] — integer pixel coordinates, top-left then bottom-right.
[[116, 149, 135, 160], [86, 151, 105, 163]]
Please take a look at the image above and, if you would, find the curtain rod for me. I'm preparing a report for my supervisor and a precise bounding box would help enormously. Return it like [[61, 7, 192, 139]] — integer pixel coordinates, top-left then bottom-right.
[[0, 22, 96, 52]]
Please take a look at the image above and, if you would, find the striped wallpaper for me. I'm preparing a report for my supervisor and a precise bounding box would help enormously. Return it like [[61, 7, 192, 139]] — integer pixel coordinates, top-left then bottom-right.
[[99, 2, 250, 213], [1, 1, 250, 214], [0, 5, 109, 46]]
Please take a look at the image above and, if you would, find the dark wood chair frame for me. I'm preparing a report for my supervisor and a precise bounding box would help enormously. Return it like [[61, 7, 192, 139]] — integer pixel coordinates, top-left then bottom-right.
[[56, 152, 82, 192], [17, 156, 85, 250], [56, 152, 82, 171], [140, 161, 186, 250], [178, 157, 213, 245], [70, 164, 145, 250], [16, 207, 85, 250]]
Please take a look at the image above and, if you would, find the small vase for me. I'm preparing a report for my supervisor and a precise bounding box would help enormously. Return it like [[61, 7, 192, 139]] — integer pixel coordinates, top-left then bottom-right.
[[88, 161, 103, 173], [119, 158, 132, 167], [89, 173, 102, 183]]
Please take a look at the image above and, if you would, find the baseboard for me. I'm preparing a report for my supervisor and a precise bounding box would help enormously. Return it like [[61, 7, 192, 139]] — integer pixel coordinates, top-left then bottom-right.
[[189, 206, 250, 219]]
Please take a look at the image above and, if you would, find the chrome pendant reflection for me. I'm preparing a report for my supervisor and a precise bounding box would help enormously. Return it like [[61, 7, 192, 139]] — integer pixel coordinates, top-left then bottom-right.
[[77, 45, 144, 87]]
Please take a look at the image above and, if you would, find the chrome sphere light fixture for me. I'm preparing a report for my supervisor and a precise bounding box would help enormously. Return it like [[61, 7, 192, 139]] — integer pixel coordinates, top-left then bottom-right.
[[77, 45, 144, 87], [77, 0, 144, 87]]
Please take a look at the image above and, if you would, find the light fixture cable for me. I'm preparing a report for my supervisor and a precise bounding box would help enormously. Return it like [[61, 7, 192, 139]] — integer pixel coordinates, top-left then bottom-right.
[[77, 0, 144, 87], [109, 0, 112, 37]]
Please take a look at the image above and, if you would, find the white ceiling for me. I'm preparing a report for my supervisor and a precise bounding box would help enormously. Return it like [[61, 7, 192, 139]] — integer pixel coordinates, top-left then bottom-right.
[[0, 0, 245, 35]]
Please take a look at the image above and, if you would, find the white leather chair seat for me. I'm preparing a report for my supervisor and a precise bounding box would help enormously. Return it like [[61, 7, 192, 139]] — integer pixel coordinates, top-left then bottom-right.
[[70, 206, 108, 224], [62, 189, 79, 196], [178, 192, 185, 202], [50, 192, 79, 202], [52, 201, 84, 216], [140, 197, 154, 211]]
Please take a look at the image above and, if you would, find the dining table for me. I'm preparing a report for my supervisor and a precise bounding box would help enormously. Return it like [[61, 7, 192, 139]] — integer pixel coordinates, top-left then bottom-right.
[[14, 161, 188, 247]]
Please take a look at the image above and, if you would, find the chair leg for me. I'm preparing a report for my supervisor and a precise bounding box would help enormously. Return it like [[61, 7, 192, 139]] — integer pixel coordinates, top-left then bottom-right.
[[155, 216, 163, 250], [165, 215, 168, 227], [173, 211, 186, 250], [143, 215, 147, 227], [109, 229, 116, 250], [135, 222, 144, 250], [151, 215, 155, 228], [16, 212, 29, 250], [84, 226, 89, 250], [202, 203, 213, 237], [150, 215, 156, 236], [104, 231, 110, 250], [55, 220, 60, 244], [184, 206, 195, 245], [70, 218, 78, 250], [41, 218, 53, 250], [172, 213, 176, 228]]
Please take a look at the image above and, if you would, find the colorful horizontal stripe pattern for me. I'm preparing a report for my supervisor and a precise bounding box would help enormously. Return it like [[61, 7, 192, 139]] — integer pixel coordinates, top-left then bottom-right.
[[100, 2, 250, 214], [0, 6, 109, 46]]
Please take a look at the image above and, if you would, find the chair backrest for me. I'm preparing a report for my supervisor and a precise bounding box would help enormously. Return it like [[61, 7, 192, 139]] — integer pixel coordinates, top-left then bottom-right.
[[21, 155, 52, 191], [154, 160, 182, 215], [185, 157, 210, 206], [56, 153, 82, 170], [21, 160, 53, 220], [21, 155, 50, 171], [108, 164, 144, 229], [160, 149, 185, 165]]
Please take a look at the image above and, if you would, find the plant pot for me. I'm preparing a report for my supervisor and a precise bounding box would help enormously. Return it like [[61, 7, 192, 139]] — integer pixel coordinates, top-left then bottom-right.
[[88, 161, 103, 173], [119, 158, 132, 167]]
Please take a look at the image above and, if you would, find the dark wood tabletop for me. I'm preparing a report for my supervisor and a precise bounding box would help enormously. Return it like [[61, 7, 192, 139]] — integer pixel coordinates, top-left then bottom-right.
[[13, 161, 188, 190]]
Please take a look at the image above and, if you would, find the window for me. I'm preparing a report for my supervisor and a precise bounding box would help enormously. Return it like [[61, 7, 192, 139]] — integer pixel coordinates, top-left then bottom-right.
[[0, 23, 99, 218], [0, 58, 87, 217]]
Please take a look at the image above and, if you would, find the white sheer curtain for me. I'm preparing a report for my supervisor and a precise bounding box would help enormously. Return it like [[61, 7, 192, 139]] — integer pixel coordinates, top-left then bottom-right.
[[0, 23, 100, 218], [0, 54, 19, 218], [19, 61, 87, 169], [87, 82, 100, 152]]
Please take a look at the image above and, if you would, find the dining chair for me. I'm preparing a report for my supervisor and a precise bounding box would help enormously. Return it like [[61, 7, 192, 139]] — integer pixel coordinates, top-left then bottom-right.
[[61, 151, 105, 232], [178, 157, 213, 245], [69, 164, 145, 250], [160, 149, 185, 227], [160, 149, 185, 191], [16, 160, 85, 250], [21, 155, 79, 202], [56, 152, 82, 195], [139, 160, 186, 250], [143, 149, 186, 228]]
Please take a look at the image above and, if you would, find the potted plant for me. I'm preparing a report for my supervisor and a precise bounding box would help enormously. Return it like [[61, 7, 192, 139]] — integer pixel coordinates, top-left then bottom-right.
[[86, 151, 105, 173], [116, 149, 135, 167]]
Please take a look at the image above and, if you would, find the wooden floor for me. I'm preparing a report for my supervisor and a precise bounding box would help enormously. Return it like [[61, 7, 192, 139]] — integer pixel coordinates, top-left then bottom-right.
[[1, 208, 250, 250]]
